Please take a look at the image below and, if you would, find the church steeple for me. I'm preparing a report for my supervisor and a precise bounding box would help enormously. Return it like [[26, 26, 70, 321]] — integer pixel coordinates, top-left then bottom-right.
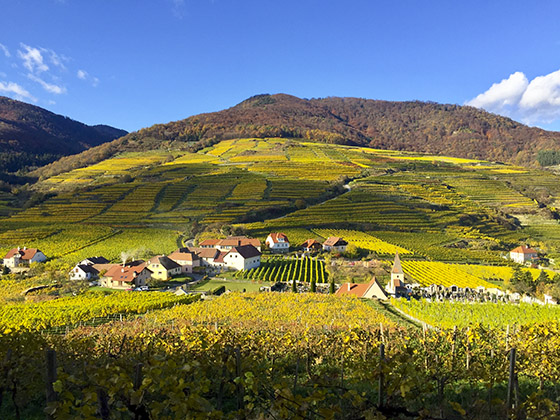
[[392, 252, 404, 275], [387, 252, 406, 296]]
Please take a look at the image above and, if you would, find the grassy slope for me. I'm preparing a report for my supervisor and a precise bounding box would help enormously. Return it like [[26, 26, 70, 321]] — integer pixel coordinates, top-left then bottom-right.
[[0, 138, 559, 286]]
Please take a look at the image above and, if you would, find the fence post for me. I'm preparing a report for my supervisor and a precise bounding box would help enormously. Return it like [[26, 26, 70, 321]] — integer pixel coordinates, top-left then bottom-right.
[[506, 347, 516, 411], [134, 363, 143, 390], [97, 388, 110, 420], [235, 346, 244, 412], [45, 348, 57, 418], [378, 343, 385, 408]]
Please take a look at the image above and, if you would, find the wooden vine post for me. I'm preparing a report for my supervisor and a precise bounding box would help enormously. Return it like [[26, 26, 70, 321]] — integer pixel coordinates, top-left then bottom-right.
[[45, 349, 58, 419]]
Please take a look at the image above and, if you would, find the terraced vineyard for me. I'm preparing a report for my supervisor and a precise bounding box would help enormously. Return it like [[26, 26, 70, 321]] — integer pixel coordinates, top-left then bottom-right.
[[1, 137, 560, 268], [238, 256, 327, 283], [401, 260, 497, 289], [311, 228, 412, 255], [392, 298, 560, 328]]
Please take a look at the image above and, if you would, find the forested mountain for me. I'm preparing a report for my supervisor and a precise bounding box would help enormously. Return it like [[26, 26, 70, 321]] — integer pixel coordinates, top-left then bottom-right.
[[33, 93, 560, 179], [0, 96, 127, 175]]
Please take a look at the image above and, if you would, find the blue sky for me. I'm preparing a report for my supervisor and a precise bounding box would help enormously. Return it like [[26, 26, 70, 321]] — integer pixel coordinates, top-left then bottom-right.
[[1, 0, 560, 132]]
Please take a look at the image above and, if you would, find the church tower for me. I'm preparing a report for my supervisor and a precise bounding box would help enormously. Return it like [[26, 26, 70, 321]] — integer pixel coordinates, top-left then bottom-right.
[[387, 252, 405, 295]]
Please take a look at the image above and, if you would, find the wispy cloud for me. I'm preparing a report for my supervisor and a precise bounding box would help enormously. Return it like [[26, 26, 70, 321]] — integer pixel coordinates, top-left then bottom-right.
[[0, 43, 10, 58], [77, 69, 99, 87], [18, 44, 49, 73], [0, 81, 37, 102], [27, 73, 66, 94], [467, 70, 560, 125]]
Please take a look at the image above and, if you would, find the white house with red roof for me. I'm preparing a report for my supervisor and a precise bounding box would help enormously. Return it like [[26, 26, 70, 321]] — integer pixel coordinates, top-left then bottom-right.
[[100, 262, 152, 289], [199, 236, 261, 252], [301, 239, 322, 252], [322, 237, 348, 253], [510, 245, 538, 264], [189, 244, 261, 271], [3, 247, 46, 268], [167, 248, 201, 273], [266, 232, 290, 253]]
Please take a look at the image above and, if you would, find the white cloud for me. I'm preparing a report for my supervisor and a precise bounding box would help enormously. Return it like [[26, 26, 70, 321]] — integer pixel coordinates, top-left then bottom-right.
[[0, 43, 10, 58], [77, 69, 99, 87], [18, 44, 49, 73], [45, 49, 67, 70], [0, 81, 37, 101], [467, 72, 528, 112], [27, 74, 66, 95], [467, 69, 560, 125]]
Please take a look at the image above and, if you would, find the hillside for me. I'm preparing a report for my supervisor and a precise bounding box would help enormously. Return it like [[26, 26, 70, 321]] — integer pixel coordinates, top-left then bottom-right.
[[34, 93, 560, 179], [0, 96, 127, 174]]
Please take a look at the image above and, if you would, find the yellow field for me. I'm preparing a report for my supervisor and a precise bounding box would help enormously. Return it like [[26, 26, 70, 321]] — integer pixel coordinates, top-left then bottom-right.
[[401, 260, 497, 289], [312, 229, 412, 255]]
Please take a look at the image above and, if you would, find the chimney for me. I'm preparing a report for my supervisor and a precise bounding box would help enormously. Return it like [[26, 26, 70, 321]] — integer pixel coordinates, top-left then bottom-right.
[[23, 246, 27, 250], [121, 268, 125, 273], [17, 246, 20, 251], [347, 283, 351, 292]]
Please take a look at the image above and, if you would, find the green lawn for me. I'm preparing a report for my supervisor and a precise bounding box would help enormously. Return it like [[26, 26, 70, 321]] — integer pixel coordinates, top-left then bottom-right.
[[190, 278, 272, 292]]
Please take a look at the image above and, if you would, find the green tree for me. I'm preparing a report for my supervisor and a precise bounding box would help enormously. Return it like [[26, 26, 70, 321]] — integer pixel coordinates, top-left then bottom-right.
[[537, 270, 551, 285], [329, 280, 335, 294], [310, 279, 316, 293]]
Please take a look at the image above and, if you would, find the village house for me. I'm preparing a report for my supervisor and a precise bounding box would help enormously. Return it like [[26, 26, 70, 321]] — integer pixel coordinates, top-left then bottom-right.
[[147, 255, 182, 280], [336, 277, 388, 300], [199, 236, 262, 252], [222, 245, 262, 270], [69, 264, 100, 281], [301, 239, 322, 253], [510, 245, 538, 264], [167, 248, 201, 274], [100, 262, 152, 289], [69, 256, 111, 281], [266, 233, 290, 253], [3, 247, 47, 268], [322, 237, 348, 253], [189, 244, 261, 271]]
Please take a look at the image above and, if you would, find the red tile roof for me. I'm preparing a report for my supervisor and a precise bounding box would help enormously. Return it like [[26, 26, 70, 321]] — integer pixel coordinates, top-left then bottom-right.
[[105, 263, 151, 283], [268, 232, 289, 243], [335, 277, 387, 299], [189, 247, 220, 259], [214, 251, 228, 263], [511, 245, 538, 254], [200, 236, 261, 248], [168, 249, 200, 262], [301, 239, 322, 249], [148, 255, 181, 270], [199, 239, 221, 247], [323, 237, 348, 247], [4, 247, 41, 260]]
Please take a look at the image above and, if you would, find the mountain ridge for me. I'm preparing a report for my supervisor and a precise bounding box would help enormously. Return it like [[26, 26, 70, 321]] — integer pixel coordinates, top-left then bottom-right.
[[0, 96, 127, 174], [32, 94, 560, 179]]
